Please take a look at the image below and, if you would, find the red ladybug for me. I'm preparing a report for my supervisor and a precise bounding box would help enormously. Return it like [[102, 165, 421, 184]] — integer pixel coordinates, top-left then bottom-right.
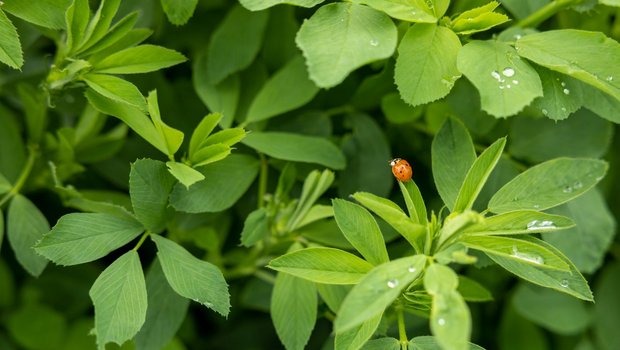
[[390, 158, 412, 182]]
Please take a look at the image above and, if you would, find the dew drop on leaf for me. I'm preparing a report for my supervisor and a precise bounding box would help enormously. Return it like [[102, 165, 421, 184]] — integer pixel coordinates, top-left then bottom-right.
[[606, 76, 613, 82], [563, 88, 570, 95], [533, 204, 540, 209], [560, 81, 566, 87], [502, 67, 515, 77], [542, 109, 548, 116], [369, 39, 379, 47], [573, 181, 583, 189], [408, 266, 417, 273], [491, 70, 501, 81], [512, 80, 519, 85], [437, 318, 446, 326], [563, 185, 573, 193], [526, 220, 556, 230], [511, 245, 545, 264], [560, 279, 569, 288], [561, 107, 567, 112], [387, 279, 399, 288]]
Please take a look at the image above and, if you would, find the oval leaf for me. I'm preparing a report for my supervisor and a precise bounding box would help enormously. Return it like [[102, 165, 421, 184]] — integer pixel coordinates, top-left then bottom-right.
[[93, 44, 187, 74], [130, 159, 177, 233], [463, 210, 575, 236], [0, 9, 23, 69], [7, 195, 49, 277]]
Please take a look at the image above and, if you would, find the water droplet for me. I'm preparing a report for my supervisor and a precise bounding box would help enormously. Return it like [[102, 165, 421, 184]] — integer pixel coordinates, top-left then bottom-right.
[[437, 318, 446, 326], [512, 80, 519, 85], [606, 76, 613, 82], [573, 181, 583, 189], [560, 279, 569, 288], [533, 204, 540, 209], [511, 246, 545, 264], [369, 39, 379, 47], [502, 67, 515, 77], [561, 107, 567, 112], [408, 266, 417, 273], [560, 81, 566, 87], [499, 85, 505, 90], [542, 109, 548, 116], [387, 279, 399, 288], [204, 302, 214, 308], [527, 220, 557, 230], [563, 88, 570, 95], [563, 185, 573, 193], [491, 70, 501, 80], [441, 78, 453, 88], [514, 34, 522, 40], [506, 84, 512, 89], [411, 10, 417, 15]]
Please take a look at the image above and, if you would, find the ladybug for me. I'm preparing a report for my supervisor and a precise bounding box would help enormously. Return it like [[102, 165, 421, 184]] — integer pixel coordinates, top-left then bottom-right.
[[389, 158, 412, 182]]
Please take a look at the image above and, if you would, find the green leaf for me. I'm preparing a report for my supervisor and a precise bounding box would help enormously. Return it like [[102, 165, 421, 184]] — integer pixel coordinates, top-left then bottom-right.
[[335, 255, 426, 332], [395, 24, 461, 106], [0, 8, 23, 69], [151, 235, 230, 316], [6, 303, 67, 350], [317, 283, 350, 313], [352, 192, 426, 251], [488, 158, 608, 213], [437, 211, 484, 247], [453, 138, 506, 212], [207, 5, 268, 84], [246, 55, 319, 122], [381, 93, 423, 124], [457, 40, 543, 117], [451, 1, 510, 35], [593, 262, 620, 350], [134, 259, 190, 350], [332, 199, 389, 266], [359, 337, 399, 350], [350, 0, 437, 22], [269, 247, 374, 284], [399, 181, 427, 225], [544, 189, 616, 274], [432, 117, 476, 211], [531, 67, 583, 120], [296, 3, 397, 88], [2, 0, 71, 29], [581, 79, 620, 123], [17, 84, 47, 142], [513, 284, 591, 335], [93, 44, 187, 74], [239, 0, 325, 11], [458, 276, 493, 302], [240, 208, 269, 247], [165, 161, 205, 189], [336, 314, 384, 350], [83, 74, 147, 111], [89, 251, 147, 350], [170, 154, 260, 213], [65, 0, 90, 53], [78, 12, 139, 57], [79, 0, 121, 52], [129, 159, 177, 233], [489, 236, 593, 301], [460, 235, 569, 271], [147, 90, 184, 157], [35, 213, 143, 266], [204, 128, 246, 148], [191, 144, 231, 168], [515, 30, 620, 102], [160, 0, 197, 25], [288, 169, 334, 231], [409, 336, 485, 350], [463, 210, 575, 236], [242, 132, 346, 169], [424, 264, 471, 350], [7, 195, 49, 277], [188, 113, 221, 157]]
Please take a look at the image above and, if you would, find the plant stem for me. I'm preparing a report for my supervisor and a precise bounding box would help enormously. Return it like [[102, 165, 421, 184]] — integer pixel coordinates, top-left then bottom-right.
[[517, 0, 582, 28], [397, 306, 408, 349], [258, 153, 268, 208], [133, 231, 150, 251], [0, 145, 38, 208]]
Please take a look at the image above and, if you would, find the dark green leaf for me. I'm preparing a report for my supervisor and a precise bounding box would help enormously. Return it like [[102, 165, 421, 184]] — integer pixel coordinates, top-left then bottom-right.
[[408, 336, 485, 350], [350, 0, 437, 22], [593, 262, 620, 350], [130, 159, 177, 233], [531, 67, 583, 120], [359, 337, 399, 350], [457, 276, 493, 302], [240, 208, 269, 247], [79, 0, 121, 52], [6, 304, 67, 350], [7, 195, 49, 276]]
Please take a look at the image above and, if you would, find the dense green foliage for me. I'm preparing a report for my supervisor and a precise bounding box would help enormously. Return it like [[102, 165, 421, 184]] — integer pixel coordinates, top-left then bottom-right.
[[1, 0, 620, 350]]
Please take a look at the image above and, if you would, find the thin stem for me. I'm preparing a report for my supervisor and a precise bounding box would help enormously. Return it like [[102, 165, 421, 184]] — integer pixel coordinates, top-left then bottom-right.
[[133, 231, 150, 251], [517, 0, 582, 28], [258, 153, 268, 209], [0, 145, 38, 208], [397, 306, 408, 349]]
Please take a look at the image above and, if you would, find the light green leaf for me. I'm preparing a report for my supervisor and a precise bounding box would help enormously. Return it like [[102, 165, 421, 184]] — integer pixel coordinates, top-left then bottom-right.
[[83, 74, 146, 111], [240, 208, 269, 247], [93, 44, 187, 74], [170, 154, 259, 213], [65, 0, 90, 53], [335, 255, 426, 332], [134, 259, 190, 350], [130, 159, 177, 233], [395, 24, 461, 106], [90, 251, 147, 350], [204, 128, 247, 147], [2, 0, 71, 29], [399, 181, 427, 225], [332, 199, 389, 266], [288, 169, 334, 231], [457, 40, 543, 117], [531, 67, 583, 120], [437, 211, 484, 247], [352, 192, 426, 251], [359, 337, 399, 350], [453, 138, 506, 212], [240, 0, 324, 11], [296, 3, 397, 88], [269, 247, 374, 284], [409, 336, 485, 350], [515, 30, 620, 101], [336, 314, 384, 350], [7, 195, 49, 277], [79, 0, 121, 52], [489, 236, 593, 301], [424, 264, 471, 350], [0, 8, 22, 69], [190, 144, 231, 168], [271, 270, 317, 350], [488, 158, 608, 213], [513, 284, 591, 335], [544, 189, 616, 274], [78, 12, 139, 57], [463, 210, 575, 236], [451, 1, 510, 35], [294, 204, 334, 229], [147, 90, 184, 157], [350, 0, 436, 22], [160, 0, 197, 25], [460, 235, 569, 271], [317, 283, 350, 313], [247, 55, 319, 122], [35, 213, 143, 266], [188, 113, 221, 157], [207, 5, 268, 84], [432, 117, 476, 211], [242, 132, 346, 169], [151, 235, 230, 316], [165, 161, 205, 189]]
